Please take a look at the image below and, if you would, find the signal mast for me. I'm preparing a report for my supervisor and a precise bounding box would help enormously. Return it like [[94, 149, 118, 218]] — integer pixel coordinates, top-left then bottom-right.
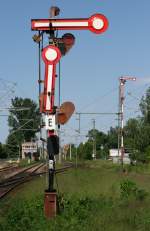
[[31, 6, 108, 218], [118, 76, 136, 167]]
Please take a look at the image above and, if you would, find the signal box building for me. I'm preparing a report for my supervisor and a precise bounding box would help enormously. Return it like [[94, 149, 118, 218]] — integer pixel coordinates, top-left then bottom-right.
[[109, 149, 131, 164], [22, 142, 39, 160]]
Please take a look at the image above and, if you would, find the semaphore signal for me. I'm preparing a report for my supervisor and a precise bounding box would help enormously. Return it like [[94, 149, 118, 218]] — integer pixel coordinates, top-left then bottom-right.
[[31, 14, 108, 34], [31, 6, 109, 218]]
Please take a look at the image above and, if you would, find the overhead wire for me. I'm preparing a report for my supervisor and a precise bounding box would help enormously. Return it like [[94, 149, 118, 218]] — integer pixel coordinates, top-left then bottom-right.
[[63, 84, 149, 144], [125, 82, 150, 105], [79, 86, 118, 112], [123, 84, 150, 118], [0, 78, 17, 107], [74, 86, 119, 139]]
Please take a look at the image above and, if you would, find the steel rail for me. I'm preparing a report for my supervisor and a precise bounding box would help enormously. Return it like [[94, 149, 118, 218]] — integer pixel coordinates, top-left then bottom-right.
[[0, 165, 17, 173], [0, 163, 45, 199], [0, 164, 73, 199]]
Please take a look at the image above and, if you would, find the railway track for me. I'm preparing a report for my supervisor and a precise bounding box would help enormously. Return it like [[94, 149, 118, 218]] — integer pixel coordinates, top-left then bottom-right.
[[0, 164, 17, 173], [0, 162, 42, 182], [0, 163, 73, 199], [0, 163, 45, 199]]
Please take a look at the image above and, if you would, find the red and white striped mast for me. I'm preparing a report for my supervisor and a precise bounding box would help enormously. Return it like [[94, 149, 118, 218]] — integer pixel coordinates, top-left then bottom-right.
[[31, 6, 108, 218]]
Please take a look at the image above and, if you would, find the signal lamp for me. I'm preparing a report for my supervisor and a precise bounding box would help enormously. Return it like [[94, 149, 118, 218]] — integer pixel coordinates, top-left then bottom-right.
[[62, 33, 75, 54], [50, 6, 60, 18], [32, 34, 42, 43], [47, 135, 59, 156], [56, 33, 75, 56]]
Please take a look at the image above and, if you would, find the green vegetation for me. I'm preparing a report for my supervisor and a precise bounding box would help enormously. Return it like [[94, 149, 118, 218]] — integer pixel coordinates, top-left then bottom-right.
[[1, 87, 150, 162], [5, 97, 40, 158], [66, 86, 150, 164], [0, 143, 7, 159], [120, 178, 148, 201], [1, 88, 150, 229], [18, 159, 40, 167], [1, 161, 150, 230]]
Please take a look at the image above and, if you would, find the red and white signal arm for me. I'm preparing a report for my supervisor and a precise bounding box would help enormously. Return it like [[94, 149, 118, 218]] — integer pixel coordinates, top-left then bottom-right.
[[31, 14, 108, 34], [42, 45, 61, 113]]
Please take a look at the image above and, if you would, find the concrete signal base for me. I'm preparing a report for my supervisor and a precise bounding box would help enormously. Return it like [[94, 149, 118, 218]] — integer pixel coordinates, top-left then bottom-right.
[[44, 191, 57, 218]]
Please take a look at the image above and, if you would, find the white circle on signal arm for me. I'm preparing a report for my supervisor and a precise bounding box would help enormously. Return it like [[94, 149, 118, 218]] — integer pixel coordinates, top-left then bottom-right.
[[92, 18, 104, 30], [45, 48, 57, 61]]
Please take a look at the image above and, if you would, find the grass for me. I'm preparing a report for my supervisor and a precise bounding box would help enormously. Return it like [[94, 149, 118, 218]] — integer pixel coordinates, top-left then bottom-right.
[[1, 160, 150, 230], [18, 159, 43, 167]]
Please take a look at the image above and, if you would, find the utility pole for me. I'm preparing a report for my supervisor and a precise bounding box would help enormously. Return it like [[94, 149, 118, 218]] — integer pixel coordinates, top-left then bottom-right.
[[76, 113, 81, 134], [118, 76, 136, 168], [75, 135, 78, 168], [76, 112, 118, 136], [92, 119, 96, 160], [58, 61, 62, 164], [69, 143, 72, 160], [76, 112, 118, 160], [58, 129, 62, 164]]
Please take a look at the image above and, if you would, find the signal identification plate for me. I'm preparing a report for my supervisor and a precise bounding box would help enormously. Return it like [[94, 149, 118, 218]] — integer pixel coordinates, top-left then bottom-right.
[[45, 115, 56, 130]]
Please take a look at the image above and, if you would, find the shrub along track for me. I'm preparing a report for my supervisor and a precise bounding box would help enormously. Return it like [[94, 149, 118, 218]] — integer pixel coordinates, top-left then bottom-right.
[[0, 162, 74, 199]]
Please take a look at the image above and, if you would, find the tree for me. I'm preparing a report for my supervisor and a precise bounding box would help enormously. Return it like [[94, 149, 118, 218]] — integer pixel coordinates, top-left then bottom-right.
[[140, 87, 150, 124], [78, 129, 109, 160], [6, 133, 20, 158], [8, 97, 40, 143], [77, 142, 85, 159], [144, 145, 150, 163], [124, 118, 140, 150], [123, 91, 150, 163], [77, 141, 93, 160], [138, 88, 150, 161], [87, 129, 108, 147], [0, 143, 7, 159], [107, 126, 118, 149]]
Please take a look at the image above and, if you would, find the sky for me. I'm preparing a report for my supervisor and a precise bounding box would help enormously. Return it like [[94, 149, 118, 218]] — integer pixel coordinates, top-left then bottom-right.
[[0, 0, 150, 145]]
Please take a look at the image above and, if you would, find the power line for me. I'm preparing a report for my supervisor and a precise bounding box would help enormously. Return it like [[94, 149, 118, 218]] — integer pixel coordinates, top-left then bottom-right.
[[10, 119, 34, 135], [76, 112, 119, 115], [79, 86, 118, 111], [0, 107, 31, 111]]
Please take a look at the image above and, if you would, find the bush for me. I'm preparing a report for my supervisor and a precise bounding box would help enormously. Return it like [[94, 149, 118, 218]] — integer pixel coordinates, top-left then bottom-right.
[[120, 179, 147, 201], [135, 189, 148, 201], [1, 192, 150, 231]]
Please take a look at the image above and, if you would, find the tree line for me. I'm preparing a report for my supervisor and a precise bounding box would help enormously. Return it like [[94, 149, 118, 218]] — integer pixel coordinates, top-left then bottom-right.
[[71, 87, 150, 163], [0, 97, 39, 159], [1, 87, 150, 163]]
